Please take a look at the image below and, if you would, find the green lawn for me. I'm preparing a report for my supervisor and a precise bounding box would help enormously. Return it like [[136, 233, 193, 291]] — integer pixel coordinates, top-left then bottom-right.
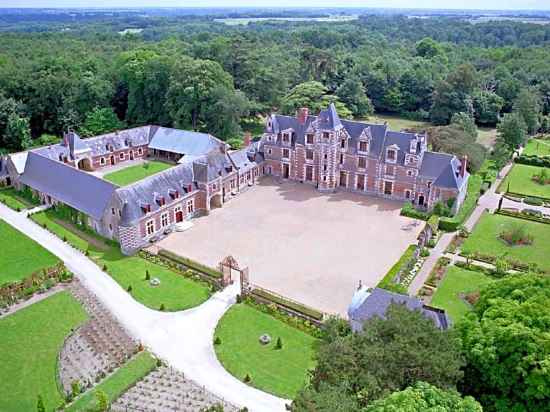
[[0, 188, 30, 211], [66, 352, 156, 412], [103, 161, 173, 186], [461, 212, 550, 272], [523, 139, 550, 157], [30, 211, 211, 311], [431, 266, 493, 323], [477, 127, 497, 148], [0, 291, 88, 411], [499, 163, 550, 199], [366, 113, 431, 131], [0, 219, 59, 285], [214, 303, 318, 399]]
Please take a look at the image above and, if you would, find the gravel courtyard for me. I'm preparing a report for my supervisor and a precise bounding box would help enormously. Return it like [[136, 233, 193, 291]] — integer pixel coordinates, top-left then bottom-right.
[[157, 178, 423, 316]]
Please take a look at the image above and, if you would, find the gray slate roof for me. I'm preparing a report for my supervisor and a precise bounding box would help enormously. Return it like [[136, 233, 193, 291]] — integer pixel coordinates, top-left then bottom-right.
[[116, 163, 195, 226], [420, 152, 467, 190], [149, 127, 224, 157], [348, 287, 450, 330], [317, 103, 342, 130], [20, 152, 116, 220]]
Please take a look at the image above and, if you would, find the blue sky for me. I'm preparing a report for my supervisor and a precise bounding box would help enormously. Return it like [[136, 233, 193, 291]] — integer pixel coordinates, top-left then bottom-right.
[[1, 0, 549, 11]]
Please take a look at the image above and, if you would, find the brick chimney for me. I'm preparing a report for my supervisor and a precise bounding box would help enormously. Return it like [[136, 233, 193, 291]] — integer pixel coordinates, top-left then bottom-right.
[[296, 107, 309, 125], [460, 155, 468, 177], [243, 132, 252, 147]]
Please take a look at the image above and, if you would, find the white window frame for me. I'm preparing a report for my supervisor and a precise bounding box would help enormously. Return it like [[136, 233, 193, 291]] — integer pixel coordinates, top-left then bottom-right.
[[187, 199, 194, 214], [100, 157, 106, 165], [119, 152, 125, 160], [146, 219, 155, 236], [357, 156, 367, 170], [161, 212, 169, 228]]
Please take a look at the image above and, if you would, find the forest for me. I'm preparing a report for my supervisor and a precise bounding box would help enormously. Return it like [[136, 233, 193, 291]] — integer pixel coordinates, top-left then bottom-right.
[[1, 13, 550, 171]]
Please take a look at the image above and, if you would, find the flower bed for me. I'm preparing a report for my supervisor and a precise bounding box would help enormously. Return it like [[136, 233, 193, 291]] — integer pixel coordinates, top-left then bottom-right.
[[425, 257, 451, 288], [377, 244, 417, 294], [156, 249, 223, 279], [248, 287, 324, 323]]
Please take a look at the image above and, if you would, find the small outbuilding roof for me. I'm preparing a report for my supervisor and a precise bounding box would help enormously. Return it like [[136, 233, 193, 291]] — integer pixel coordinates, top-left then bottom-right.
[[149, 127, 224, 156]]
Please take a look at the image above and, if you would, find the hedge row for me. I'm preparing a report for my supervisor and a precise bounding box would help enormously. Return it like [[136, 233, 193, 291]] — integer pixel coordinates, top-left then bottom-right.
[[438, 175, 483, 232], [377, 244, 416, 294], [250, 288, 324, 321], [157, 249, 223, 279], [515, 154, 550, 168], [496, 209, 550, 225], [400, 202, 430, 220]]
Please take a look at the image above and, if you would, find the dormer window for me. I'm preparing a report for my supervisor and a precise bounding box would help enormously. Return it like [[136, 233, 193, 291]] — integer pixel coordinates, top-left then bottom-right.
[[323, 132, 330, 141], [282, 133, 290, 144], [341, 138, 346, 149], [306, 133, 314, 144], [155, 195, 165, 206], [387, 149, 397, 162], [358, 141, 368, 153], [169, 189, 179, 199], [141, 203, 151, 214], [183, 183, 193, 194]]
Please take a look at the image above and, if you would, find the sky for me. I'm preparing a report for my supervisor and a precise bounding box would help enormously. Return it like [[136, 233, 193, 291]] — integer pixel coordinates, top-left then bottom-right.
[[1, 0, 549, 11]]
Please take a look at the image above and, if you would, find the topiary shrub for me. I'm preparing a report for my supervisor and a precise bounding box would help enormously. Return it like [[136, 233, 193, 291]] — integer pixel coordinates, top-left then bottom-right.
[[159, 303, 165, 311], [236, 294, 242, 304], [244, 373, 251, 383], [127, 285, 132, 292], [214, 336, 221, 345], [102, 263, 108, 271], [275, 337, 283, 350]]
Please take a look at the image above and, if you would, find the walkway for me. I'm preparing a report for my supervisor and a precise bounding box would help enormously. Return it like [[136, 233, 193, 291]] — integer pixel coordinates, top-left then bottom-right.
[[0, 202, 288, 412], [408, 162, 514, 295]]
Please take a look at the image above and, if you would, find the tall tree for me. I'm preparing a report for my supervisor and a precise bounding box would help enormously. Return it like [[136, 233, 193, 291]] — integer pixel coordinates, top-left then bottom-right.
[[335, 76, 373, 118], [473, 90, 504, 126], [81, 107, 125, 137], [513, 89, 541, 135], [497, 112, 527, 149], [281, 81, 352, 118]]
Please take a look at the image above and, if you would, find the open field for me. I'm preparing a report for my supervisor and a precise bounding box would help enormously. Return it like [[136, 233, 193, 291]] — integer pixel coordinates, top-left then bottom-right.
[[31, 211, 211, 311], [523, 139, 550, 157], [215, 15, 358, 25], [0, 218, 59, 285], [461, 212, 550, 272], [0, 291, 88, 411], [499, 163, 550, 199], [477, 127, 497, 148], [367, 114, 431, 131], [214, 303, 318, 399], [431, 266, 493, 323], [157, 178, 422, 315], [66, 352, 156, 412], [103, 160, 173, 186]]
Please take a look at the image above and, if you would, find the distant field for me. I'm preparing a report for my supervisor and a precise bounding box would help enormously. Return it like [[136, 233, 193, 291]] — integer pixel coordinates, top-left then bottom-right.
[[366, 114, 431, 131], [524, 139, 550, 157], [0, 291, 88, 411], [477, 127, 497, 148], [499, 163, 550, 199], [0, 219, 59, 285], [215, 15, 358, 25], [103, 161, 173, 186], [431, 266, 493, 323]]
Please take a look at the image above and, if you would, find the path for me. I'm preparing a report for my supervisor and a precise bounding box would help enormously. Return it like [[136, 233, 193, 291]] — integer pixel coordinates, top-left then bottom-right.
[[408, 162, 514, 295], [0, 202, 288, 412]]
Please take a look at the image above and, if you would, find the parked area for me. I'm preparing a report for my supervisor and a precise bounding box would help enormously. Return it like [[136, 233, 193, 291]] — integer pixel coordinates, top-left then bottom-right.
[[157, 178, 423, 315]]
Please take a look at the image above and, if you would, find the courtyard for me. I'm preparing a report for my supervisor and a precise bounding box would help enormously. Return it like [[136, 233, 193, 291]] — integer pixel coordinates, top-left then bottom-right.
[[156, 178, 423, 315]]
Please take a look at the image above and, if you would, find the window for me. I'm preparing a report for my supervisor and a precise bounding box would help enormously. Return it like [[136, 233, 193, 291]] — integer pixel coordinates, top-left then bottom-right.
[[323, 132, 330, 140], [146, 220, 155, 235], [357, 174, 366, 191], [405, 190, 411, 199], [306, 149, 314, 160], [407, 169, 414, 177], [427, 181, 432, 189], [109, 224, 113, 231], [100, 157, 105, 165], [282, 149, 290, 159], [118, 209, 122, 218], [358, 156, 367, 169], [341, 139, 346, 149], [267, 148, 272, 156], [282, 133, 290, 143], [324, 153, 328, 160], [359, 141, 368, 152], [111, 208, 115, 215], [306, 134, 314, 144], [119, 152, 125, 160], [306, 165, 313, 181], [161, 212, 169, 227], [386, 165, 395, 176], [340, 153, 344, 165], [268, 135, 273, 142], [387, 149, 396, 161], [187, 199, 194, 213], [323, 176, 327, 182], [138, 147, 143, 155], [323, 164, 328, 171]]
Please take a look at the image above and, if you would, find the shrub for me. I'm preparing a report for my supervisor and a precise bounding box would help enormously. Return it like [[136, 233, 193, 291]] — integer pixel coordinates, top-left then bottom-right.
[[102, 263, 108, 271], [433, 201, 451, 217], [156, 358, 163, 367], [62, 235, 67, 242], [524, 196, 544, 206], [236, 294, 242, 304], [214, 336, 221, 345], [499, 223, 534, 246], [420, 248, 430, 258], [400, 201, 430, 220], [157, 249, 223, 279], [127, 284, 132, 292], [275, 337, 283, 350], [244, 373, 251, 383], [145, 270, 150, 280], [159, 303, 165, 311]]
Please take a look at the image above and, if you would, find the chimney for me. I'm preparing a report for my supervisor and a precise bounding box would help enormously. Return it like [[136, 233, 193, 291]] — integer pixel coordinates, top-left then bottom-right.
[[460, 155, 468, 177], [243, 132, 252, 147], [62, 132, 69, 147], [296, 107, 309, 125]]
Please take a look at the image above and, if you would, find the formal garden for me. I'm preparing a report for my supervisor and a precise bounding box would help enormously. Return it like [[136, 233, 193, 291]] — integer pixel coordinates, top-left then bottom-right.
[[0, 291, 88, 411], [102, 160, 173, 186], [0, 186, 41, 211], [499, 163, 550, 200], [0, 218, 59, 285], [30, 209, 212, 311], [214, 301, 319, 399], [461, 212, 550, 273], [523, 138, 550, 157]]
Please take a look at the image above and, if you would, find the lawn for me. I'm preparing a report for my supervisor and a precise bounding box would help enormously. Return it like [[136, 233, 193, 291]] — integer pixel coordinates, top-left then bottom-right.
[[0, 219, 59, 285], [477, 127, 497, 148], [499, 163, 550, 199], [0, 188, 30, 211], [214, 303, 318, 399], [0, 291, 88, 411], [523, 139, 550, 157], [103, 160, 173, 186], [461, 212, 550, 272], [431, 265, 493, 323], [66, 352, 156, 412], [30, 211, 211, 311], [367, 113, 431, 131]]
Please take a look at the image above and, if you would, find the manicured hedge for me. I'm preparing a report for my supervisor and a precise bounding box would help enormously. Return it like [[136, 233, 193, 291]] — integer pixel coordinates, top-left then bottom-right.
[[515, 154, 550, 168], [439, 175, 482, 232], [250, 288, 324, 321], [157, 249, 223, 279], [496, 209, 550, 225], [377, 244, 416, 294], [400, 201, 430, 220]]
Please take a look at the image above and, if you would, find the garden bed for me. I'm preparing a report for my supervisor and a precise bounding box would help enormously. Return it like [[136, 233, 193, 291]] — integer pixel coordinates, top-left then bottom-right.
[[499, 163, 550, 200], [377, 244, 417, 294]]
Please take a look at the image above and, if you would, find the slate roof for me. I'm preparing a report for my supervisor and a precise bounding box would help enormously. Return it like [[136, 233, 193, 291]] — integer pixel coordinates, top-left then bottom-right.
[[419, 152, 467, 190], [317, 103, 342, 130], [191, 151, 235, 182], [20, 152, 116, 220], [229, 147, 263, 173], [116, 163, 196, 226], [348, 287, 450, 330], [149, 127, 224, 157]]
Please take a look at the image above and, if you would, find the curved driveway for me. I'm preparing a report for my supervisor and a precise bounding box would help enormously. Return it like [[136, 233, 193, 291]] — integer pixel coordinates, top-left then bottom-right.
[[0, 203, 288, 412]]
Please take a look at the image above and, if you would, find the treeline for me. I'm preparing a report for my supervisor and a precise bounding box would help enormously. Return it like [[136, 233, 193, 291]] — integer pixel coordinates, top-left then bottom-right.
[[0, 15, 549, 156]]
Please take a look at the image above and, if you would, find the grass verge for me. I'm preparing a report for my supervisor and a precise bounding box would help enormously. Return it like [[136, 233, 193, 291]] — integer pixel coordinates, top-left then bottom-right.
[[103, 161, 173, 186]]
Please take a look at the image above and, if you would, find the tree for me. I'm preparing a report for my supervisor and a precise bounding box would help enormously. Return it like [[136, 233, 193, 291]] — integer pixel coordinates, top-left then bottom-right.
[[429, 125, 486, 172], [0, 95, 31, 151], [203, 86, 249, 140], [292, 304, 464, 410], [513, 89, 541, 135], [459, 274, 550, 411], [473, 90, 504, 126], [81, 107, 125, 137], [281, 81, 351, 118], [497, 112, 527, 149], [415, 37, 444, 58], [430, 65, 476, 125], [364, 381, 482, 412], [451, 112, 477, 140], [335, 76, 373, 118], [491, 137, 512, 169]]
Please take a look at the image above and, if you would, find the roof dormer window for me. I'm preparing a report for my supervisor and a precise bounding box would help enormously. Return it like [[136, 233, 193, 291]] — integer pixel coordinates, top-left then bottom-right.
[[386, 149, 397, 162], [358, 141, 368, 153], [141, 203, 151, 214], [169, 189, 179, 199]]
